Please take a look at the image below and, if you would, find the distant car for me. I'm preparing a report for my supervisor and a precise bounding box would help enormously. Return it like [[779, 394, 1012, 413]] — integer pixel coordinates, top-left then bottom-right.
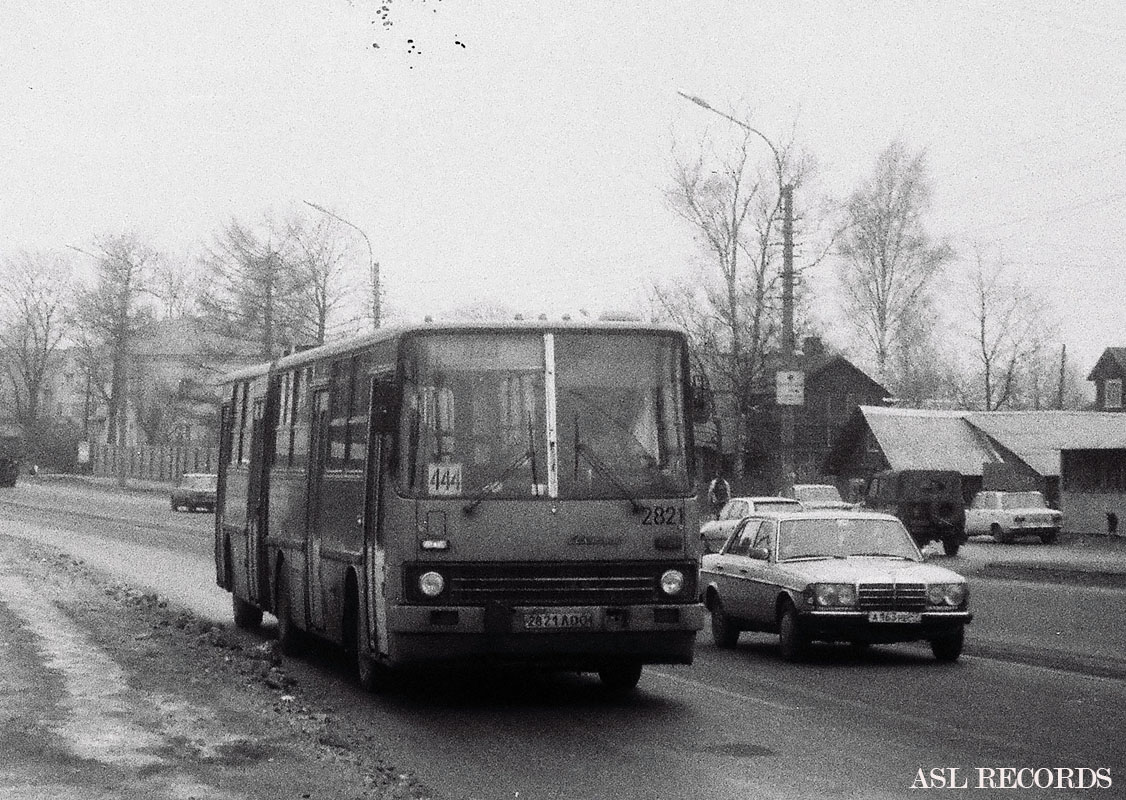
[[699, 510, 972, 662], [788, 483, 856, 511], [700, 496, 803, 553], [171, 472, 217, 513], [965, 490, 1062, 544]]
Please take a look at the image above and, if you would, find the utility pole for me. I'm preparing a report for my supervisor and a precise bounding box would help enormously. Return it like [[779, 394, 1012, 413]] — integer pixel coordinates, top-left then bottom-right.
[[778, 184, 797, 497], [677, 90, 802, 494]]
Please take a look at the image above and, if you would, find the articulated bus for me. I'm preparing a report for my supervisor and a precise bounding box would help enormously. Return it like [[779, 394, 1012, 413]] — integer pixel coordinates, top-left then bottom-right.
[[215, 319, 704, 691]]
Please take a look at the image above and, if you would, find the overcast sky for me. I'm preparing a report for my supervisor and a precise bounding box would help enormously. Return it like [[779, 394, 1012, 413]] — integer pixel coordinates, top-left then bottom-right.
[[3, 1, 1124, 374]]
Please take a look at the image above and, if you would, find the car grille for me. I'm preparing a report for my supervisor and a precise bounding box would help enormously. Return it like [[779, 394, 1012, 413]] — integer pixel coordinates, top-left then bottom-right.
[[407, 562, 696, 606], [857, 583, 927, 611]]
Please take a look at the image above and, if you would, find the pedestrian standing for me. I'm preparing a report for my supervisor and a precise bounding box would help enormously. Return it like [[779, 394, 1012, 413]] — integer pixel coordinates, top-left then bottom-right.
[[707, 473, 730, 520]]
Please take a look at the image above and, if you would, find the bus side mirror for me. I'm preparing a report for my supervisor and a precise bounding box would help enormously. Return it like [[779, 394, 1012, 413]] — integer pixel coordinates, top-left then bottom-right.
[[690, 374, 713, 422], [370, 378, 399, 433]]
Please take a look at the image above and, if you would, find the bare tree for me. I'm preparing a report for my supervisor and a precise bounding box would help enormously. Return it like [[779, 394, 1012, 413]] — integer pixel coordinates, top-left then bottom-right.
[[0, 251, 72, 425], [149, 257, 203, 319], [837, 140, 954, 386], [954, 248, 1058, 410], [71, 234, 158, 445], [286, 212, 369, 345], [660, 117, 816, 483], [199, 215, 306, 359]]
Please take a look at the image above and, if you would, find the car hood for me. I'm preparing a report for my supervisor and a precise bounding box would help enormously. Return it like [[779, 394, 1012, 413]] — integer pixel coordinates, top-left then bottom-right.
[[780, 558, 965, 584]]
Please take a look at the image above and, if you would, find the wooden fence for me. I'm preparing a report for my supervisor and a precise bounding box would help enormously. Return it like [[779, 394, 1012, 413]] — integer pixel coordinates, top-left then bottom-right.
[[92, 443, 220, 484]]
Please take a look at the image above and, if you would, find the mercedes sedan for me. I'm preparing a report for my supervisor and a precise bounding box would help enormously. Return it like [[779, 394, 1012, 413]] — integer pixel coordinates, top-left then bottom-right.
[[700, 510, 972, 662]]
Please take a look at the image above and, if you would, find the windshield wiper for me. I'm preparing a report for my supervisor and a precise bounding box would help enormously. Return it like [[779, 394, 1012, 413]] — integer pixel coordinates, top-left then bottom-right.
[[784, 554, 846, 562], [574, 415, 643, 514], [849, 552, 914, 560], [462, 448, 532, 514]]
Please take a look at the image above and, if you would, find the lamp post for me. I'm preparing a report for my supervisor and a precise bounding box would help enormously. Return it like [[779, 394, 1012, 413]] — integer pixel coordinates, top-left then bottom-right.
[[677, 90, 799, 496], [303, 201, 381, 329]]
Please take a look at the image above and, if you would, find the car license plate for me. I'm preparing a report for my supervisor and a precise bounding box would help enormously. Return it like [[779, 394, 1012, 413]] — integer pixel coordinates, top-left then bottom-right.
[[522, 611, 596, 631], [868, 611, 922, 623]]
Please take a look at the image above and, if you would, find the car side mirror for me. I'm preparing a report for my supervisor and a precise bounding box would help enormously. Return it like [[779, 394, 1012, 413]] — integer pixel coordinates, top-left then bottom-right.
[[748, 547, 769, 561]]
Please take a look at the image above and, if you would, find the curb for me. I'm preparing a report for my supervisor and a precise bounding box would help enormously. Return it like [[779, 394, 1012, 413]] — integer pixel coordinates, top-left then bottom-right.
[[956, 561, 1126, 590]]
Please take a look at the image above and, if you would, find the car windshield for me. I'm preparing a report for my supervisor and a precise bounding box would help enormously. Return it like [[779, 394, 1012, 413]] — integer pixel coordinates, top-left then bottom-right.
[[1001, 492, 1047, 509], [777, 518, 920, 562], [183, 474, 216, 490], [795, 486, 842, 503]]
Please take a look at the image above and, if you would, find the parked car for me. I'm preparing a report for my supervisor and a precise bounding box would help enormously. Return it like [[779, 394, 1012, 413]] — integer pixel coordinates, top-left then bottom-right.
[[787, 483, 856, 511], [863, 469, 968, 556], [699, 510, 972, 662], [171, 472, 217, 512], [700, 496, 803, 553], [965, 490, 1062, 544]]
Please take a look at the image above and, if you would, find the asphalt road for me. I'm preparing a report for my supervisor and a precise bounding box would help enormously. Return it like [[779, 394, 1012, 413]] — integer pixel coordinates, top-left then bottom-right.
[[2, 479, 1124, 799]]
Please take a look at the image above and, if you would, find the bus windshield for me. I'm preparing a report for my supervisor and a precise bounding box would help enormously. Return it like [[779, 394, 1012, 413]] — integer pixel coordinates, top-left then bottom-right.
[[555, 333, 689, 499], [398, 331, 690, 499]]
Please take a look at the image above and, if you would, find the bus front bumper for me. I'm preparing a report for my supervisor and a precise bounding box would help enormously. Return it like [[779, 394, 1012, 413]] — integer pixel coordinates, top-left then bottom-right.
[[385, 602, 704, 666]]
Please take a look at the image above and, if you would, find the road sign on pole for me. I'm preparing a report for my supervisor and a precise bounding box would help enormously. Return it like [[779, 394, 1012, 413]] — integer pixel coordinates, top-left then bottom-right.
[[776, 370, 805, 406]]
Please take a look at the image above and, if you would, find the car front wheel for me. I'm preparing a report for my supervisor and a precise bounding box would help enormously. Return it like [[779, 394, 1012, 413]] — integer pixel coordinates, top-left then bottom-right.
[[710, 597, 740, 649], [778, 603, 808, 662], [1041, 530, 1058, 544], [931, 626, 965, 662]]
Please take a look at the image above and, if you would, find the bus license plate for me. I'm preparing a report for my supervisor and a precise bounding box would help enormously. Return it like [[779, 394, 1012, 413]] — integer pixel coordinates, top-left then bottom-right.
[[868, 611, 922, 623], [523, 611, 596, 631]]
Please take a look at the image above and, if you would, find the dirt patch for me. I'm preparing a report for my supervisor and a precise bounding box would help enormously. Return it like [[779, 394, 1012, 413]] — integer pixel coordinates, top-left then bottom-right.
[[0, 537, 433, 800]]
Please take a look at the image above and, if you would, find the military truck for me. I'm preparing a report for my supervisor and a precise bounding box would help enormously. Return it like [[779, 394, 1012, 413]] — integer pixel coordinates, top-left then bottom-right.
[[863, 469, 967, 556]]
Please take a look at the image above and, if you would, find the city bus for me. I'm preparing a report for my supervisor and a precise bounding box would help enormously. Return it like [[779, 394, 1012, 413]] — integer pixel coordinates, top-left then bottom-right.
[[214, 319, 704, 692]]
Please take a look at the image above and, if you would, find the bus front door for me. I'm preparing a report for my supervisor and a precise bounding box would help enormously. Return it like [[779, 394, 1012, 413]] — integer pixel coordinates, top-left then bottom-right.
[[245, 397, 269, 605], [304, 388, 330, 632]]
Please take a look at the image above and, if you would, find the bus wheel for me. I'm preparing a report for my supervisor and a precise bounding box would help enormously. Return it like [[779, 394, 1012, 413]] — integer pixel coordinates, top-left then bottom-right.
[[232, 594, 263, 630], [350, 609, 389, 693], [598, 662, 642, 693], [275, 569, 303, 656]]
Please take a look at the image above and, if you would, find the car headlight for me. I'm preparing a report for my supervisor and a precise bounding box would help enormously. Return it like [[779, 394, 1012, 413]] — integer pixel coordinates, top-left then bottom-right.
[[927, 582, 967, 607], [659, 569, 685, 597], [812, 583, 857, 608], [418, 570, 446, 598]]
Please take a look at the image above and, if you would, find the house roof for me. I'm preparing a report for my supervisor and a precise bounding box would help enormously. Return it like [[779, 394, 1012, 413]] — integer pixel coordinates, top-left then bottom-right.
[[860, 406, 1004, 475], [1087, 347, 1126, 381], [752, 352, 887, 397], [840, 406, 1126, 478], [968, 411, 1126, 474]]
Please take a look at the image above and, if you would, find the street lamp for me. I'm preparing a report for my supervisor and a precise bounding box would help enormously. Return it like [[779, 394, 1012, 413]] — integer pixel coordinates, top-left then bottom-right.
[[678, 89, 799, 495], [303, 201, 381, 329]]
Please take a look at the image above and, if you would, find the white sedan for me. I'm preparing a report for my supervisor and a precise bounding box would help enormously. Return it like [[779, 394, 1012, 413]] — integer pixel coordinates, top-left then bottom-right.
[[964, 490, 1062, 544], [700, 510, 972, 661], [700, 496, 803, 553]]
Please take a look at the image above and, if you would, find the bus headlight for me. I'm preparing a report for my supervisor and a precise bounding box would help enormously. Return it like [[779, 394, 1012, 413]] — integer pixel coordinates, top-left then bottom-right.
[[418, 571, 446, 598], [659, 569, 685, 597], [927, 583, 967, 607]]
